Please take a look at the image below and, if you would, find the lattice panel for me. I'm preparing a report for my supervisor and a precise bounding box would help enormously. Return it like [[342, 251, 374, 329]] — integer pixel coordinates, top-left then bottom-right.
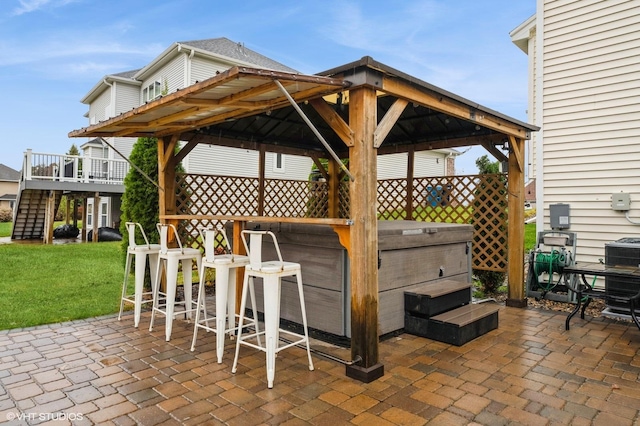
[[264, 179, 327, 217], [411, 176, 470, 223], [377, 179, 408, 220], [305, 181, 329, 218], [174, 172, 508, 272], [177, 174, 259, 217], [471, 174, 508, 271], [339, 182, 350, 218]]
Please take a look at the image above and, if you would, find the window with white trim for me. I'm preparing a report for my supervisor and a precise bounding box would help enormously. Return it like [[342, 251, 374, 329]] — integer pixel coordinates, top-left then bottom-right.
[[86, 202, 93, 227], [142, 80, 162, 102], [100, 202, 108, 227]]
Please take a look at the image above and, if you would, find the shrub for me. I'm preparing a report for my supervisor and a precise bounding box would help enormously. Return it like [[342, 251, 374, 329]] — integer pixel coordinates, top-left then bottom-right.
[[473, 269, 506, 294], [0, 209, 12, 222]]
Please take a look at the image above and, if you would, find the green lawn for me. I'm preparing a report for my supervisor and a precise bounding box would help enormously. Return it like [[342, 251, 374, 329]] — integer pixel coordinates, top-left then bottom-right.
[[524, 222, 537, 252], [0, 221, 11, 238], [0, 241, 124, 330]]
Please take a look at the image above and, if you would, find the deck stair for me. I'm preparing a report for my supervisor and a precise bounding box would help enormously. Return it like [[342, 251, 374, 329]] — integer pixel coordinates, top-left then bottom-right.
[[404, 279, 499, 346], [11, 189, 61, 240]]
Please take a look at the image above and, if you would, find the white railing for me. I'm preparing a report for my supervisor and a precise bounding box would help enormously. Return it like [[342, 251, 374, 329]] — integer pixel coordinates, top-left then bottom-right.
[[22, 149, 129, 185]]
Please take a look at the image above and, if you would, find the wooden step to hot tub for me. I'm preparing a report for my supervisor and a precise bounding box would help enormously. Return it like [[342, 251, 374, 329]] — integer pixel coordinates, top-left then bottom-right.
[[404, 280, 472, 318], [405, 303, 500, 346]]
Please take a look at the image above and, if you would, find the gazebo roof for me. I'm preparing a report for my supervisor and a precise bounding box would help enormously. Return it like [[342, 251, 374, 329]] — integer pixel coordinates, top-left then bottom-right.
[[69, 56, 537, 162]]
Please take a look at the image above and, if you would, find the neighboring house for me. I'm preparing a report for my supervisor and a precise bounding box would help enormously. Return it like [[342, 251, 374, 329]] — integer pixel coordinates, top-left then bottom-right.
[[511, 1, 640, 261], [79, 37, 306, 227], [0, 164, 20, 211], [78, 37, 458, 227]]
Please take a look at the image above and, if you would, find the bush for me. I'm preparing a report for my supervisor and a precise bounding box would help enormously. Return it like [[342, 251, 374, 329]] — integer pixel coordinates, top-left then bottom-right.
[[473, 269, 506, 294], [0, 209, 12, 222]]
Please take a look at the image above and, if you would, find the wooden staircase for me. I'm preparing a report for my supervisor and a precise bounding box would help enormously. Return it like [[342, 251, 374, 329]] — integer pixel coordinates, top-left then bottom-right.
[[11, 188, 61, 241], [404, 280, 500, 346]]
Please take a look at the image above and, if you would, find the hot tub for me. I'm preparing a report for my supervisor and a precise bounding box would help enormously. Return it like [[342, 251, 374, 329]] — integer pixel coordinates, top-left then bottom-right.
[[241, 220, 473, 339]]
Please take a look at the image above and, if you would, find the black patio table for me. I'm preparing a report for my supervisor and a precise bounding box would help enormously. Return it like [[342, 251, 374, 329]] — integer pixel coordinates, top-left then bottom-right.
[[563, 261, 640, 331]]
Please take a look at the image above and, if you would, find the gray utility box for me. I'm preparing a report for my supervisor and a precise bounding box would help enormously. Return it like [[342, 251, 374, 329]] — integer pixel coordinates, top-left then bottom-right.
[[242, 220, 473, 339]]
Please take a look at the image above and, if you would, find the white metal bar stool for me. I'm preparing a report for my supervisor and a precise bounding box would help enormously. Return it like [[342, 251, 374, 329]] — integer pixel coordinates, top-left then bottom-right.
[[150, 223, 202, 341], [191, 226, 260, 363], [232, 230, 314, 388], [118, 222, 160, 327]]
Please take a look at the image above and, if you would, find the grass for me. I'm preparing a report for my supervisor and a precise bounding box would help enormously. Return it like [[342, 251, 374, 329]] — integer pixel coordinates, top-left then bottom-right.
[[0, 241, 124, 330], [524, 222, 537, 252], [0, 222, 11, 238]]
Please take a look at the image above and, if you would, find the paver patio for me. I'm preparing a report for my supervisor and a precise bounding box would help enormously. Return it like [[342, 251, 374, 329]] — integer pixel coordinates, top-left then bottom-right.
[[1, 304, 639, 425]]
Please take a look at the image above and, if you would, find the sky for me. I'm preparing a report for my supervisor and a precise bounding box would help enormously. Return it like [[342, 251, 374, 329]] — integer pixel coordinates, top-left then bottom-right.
[[0, 0, 536, 175]]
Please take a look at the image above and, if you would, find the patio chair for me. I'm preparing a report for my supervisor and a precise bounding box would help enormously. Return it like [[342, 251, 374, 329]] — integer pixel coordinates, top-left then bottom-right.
[[232, 230, 314, 388], [190, 225, 259, 363], [149, 223, 202, 341], [118, 222, 160, 328]]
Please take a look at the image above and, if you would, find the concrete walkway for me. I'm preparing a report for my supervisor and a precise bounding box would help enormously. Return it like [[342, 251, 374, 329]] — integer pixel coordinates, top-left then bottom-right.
[[1, 305, 639, 425]]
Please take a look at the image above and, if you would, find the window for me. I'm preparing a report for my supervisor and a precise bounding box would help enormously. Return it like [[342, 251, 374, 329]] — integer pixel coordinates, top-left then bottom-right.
[[100, 202, 108, 227], [142, 80, 162, 102], [86, 202, 93, 227], [273, 153, 285, 173]]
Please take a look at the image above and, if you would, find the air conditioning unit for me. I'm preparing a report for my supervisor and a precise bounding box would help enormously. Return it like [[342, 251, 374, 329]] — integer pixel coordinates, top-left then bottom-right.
[[604, 237, 640, 313]]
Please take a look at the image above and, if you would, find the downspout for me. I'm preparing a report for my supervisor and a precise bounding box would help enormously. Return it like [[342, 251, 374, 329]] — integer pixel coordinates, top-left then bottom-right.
[[177, 43, 195, 87]]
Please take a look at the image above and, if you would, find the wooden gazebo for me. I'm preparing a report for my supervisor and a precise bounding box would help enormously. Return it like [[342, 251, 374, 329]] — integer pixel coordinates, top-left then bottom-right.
[[70, 56, 537, 382]]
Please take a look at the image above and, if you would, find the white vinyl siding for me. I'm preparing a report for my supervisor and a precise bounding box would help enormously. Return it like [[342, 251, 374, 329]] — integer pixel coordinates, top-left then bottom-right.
[[114, 83, 139, 115], [190, 56, 229, 85], [377, 152, 446, 180], [265, 154, 311, 180], [184, 145, 312, 180], [184, 145, 259, 177], [540, 0, 640, 261], [89, 89, 111, 123]]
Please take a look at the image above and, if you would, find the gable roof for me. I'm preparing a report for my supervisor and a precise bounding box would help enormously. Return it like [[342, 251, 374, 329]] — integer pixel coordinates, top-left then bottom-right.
[[0, 164, 20, 181], [177, 38, 297, 73], [81, 37, 296, 105]]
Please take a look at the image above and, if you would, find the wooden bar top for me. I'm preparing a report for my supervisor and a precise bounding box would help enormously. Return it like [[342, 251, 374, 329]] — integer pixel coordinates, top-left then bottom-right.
[[160, 214, 353, 226]]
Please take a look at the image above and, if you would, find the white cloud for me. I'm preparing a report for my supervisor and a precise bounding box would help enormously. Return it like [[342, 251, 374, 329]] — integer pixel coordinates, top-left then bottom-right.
[[0, 38, 163, 68], [11, 0, 79, 16]]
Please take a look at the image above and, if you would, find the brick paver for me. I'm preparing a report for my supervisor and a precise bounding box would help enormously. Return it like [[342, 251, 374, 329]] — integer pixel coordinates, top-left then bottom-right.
[[0, 306, 639, 425]]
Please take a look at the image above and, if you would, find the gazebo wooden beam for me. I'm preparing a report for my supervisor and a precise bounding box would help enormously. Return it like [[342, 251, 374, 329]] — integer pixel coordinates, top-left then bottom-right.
[[380, 77, 530, 140]]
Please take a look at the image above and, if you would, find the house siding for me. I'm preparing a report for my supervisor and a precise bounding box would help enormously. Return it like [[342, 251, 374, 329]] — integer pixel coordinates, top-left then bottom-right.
[[184, 145, 312, 180], [140, 55, 185, 101], [114, 83, 139, 116], [377, 152, 446, 180], [89, 89, 111, 123], [190, 56, 229, 85], [540, 0, 640, 260]]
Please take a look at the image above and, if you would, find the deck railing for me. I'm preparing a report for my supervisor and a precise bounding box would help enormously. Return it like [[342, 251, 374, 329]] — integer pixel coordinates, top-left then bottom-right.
[[22, 149, 129, 184]]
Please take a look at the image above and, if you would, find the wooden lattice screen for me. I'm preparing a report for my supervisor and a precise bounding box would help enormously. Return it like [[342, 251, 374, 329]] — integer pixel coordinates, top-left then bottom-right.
[[175, 173, 508, 272]]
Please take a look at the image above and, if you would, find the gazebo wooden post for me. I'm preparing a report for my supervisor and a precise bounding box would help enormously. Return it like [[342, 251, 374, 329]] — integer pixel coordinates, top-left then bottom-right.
[[506, 135, 526, 307], [258, 145, 266, 216], [158, 136, 178, 229], [328, 159, 339, 218], [406, 147, 415, 219], [92, 192, 100, 242], [346, 85, 384, 382], [43, 190, 56, 244]]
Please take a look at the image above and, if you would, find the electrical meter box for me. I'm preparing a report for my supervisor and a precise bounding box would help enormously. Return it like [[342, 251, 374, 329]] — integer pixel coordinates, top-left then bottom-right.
[[550, 203, 570, 229], [612, 193, 630, 211]]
